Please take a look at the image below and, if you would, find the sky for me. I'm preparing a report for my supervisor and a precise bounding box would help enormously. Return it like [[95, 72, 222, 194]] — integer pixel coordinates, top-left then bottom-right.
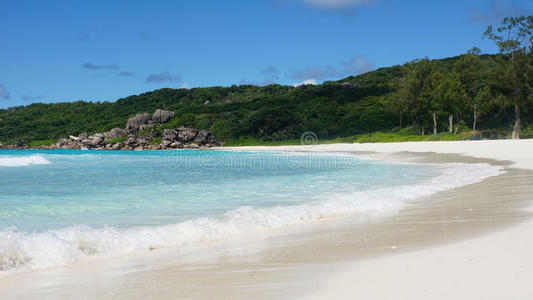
[[1, 0, 532, 108]]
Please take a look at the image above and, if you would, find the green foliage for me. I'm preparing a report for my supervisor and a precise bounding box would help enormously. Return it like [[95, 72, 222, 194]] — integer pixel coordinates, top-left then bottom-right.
[[150, 137, 162, 145], [194, 115, 211, 130], [351, 132, 468, 143], [223, 130, 470, 146], [28, 139, 56, 147], [137, 124, 162, 137], [394, 58, 434, 134], [109, 134, 127, 144], [483, 16, 533, 138]]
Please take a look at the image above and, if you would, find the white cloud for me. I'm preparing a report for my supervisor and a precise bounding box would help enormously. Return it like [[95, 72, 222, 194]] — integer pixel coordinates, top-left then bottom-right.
[[294, 0, 374, 10], [293, 79, 318, 87], [180, 82, 189, 89]]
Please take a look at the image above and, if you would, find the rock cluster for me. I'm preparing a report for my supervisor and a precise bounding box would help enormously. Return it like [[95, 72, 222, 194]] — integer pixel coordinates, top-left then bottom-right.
[[50, 127, 219, 151], [54, 128, 128, 150], [9, 108, 221, 151], [161, 127, 220, 149], [152, 109, 175, 123], [125, 109, 175, 131]]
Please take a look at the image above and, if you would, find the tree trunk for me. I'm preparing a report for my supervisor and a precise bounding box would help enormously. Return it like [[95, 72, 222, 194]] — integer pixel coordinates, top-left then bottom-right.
[[512, 103, 521, 139], [448, 115, 453, 133], [454, 119, 461, 135], [415, 115, 422, 135], [399, 112, 402, 129], [473, 104, 477, 132], [433, 113, 437, 135]]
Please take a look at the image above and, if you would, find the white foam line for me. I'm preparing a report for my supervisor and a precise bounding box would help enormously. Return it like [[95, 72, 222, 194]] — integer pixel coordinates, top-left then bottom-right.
[[0, 162, 504, 273], [0, 155, 51, 167]]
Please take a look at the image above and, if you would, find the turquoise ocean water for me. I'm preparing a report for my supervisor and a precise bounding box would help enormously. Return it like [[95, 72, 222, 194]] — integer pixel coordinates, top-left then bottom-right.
[[0, 149, 502, 272]]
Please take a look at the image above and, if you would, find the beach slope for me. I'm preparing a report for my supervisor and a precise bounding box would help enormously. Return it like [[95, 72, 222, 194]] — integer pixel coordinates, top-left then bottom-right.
[[224, 139, 533, 299]]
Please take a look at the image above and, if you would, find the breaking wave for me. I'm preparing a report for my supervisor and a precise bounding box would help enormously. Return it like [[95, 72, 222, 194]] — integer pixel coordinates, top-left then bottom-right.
[[0, 155, 51, 167], [0, 162, 504, 272]]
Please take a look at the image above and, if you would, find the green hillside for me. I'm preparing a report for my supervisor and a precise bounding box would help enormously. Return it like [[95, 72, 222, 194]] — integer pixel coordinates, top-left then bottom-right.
[[0, 53, 531, 146]]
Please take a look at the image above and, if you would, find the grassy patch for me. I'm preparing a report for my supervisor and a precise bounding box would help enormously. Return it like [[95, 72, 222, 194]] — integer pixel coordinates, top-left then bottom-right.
[[520, 126, 533, 139], [109, 134, 127, 144], [136, 124, 162, 137], [222, 131, 471, 146], [150, 137, 162, 145], [351, 132, 469, 143], [28, 139, 56, 147]]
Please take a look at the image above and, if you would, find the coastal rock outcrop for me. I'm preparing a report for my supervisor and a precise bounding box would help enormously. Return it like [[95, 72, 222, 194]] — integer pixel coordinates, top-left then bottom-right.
[[161, 127, 219, 149], [162, 129, 178, 141], [90, 134, 105, 146], [152, 109, 175, 124], [194, 130, 210, 144], [177, 127, 198, 142], [126, 113, 152, 131], [104, 128, 126, 141], [15, 108, 221, 151], [126, 109, 175, 132], [56, 138, 81, 150]]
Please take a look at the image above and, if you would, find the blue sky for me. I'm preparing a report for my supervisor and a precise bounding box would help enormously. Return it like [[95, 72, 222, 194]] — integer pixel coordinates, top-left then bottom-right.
[[1, 0, 532, 108]]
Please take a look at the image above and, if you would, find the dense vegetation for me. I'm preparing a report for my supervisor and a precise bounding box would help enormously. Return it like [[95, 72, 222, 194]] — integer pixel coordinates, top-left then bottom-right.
[[1, 17, 531, 146]]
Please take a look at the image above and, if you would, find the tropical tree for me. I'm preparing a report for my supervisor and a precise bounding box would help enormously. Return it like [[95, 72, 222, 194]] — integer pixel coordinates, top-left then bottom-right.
[[430, 71, 469, 134], [484, 16, 533, 139], [397, 59, 434, 135], [380, 82, 408, 129], [455, 47, 487, 131]]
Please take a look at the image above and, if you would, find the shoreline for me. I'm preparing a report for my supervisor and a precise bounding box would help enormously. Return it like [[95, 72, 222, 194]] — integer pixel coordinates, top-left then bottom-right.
[[219, 139, 533, 170], [222, 140, 533, 299], [1, 140, 532, 299]]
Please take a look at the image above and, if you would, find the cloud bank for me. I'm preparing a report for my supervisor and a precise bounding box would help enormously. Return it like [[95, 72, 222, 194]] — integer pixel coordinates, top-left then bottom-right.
[[469, 0, 531, 24], [259, 65, 282, 81], [146, 72, 182, 83], [21, 95, 44, 102], [0, 84, 10, 100], [83, 62, 119, 70], [118, 71, 135, 77], [288, 55, 374, 85], [289, 65, 338, 80], [292, 0, 374, 10], [341, 55, 374, 75]]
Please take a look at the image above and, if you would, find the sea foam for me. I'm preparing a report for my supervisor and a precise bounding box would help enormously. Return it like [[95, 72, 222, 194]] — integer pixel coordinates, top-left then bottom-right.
[[0, 162, 504, 273], [0, 155, 51, 167]]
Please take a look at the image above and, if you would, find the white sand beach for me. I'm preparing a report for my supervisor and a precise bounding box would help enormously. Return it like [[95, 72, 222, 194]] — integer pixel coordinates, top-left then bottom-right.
[[222, 139, 533, 170], [222, 139, 533, 300], [2, 140, 532, 300]]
